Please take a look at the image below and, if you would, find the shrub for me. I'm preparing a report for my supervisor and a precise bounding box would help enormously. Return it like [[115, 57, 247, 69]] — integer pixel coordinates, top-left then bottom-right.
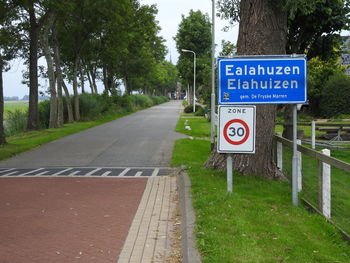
[[4, 109, 27, 136], [38, 100, 50, 129], [320, 72, 350, 118], [194, 106, 206, 116], [78, 93, 112, 120], [150, 95, 168, 105], [184, 104, 203, 114], [132, 94, 153, 108]]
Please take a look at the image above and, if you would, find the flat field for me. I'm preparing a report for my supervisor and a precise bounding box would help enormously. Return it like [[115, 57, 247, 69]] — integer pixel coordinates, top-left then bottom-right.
[[4, 101, 28, 118]]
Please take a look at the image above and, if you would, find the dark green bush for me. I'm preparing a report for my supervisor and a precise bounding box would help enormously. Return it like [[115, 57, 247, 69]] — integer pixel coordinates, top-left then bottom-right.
[[78, 93, 113, 120], [131, 94, 153, 108], [150, 95, 168, 105], [194, 106, 206, 116], [184, 104, 203, 114], [38, 100, 50, 129], [320, 72, 350, 118]]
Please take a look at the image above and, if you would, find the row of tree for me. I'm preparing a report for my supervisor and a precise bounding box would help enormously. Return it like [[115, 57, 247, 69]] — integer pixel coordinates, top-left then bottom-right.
[[0, 0, 179, 145]]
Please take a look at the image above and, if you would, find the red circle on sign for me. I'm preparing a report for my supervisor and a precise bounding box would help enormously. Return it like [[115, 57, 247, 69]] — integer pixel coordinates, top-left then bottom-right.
[[223, 119, 250, 145]]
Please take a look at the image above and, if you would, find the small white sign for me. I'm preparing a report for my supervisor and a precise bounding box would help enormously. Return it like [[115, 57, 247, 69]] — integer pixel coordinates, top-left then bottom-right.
[[218, 105, 256, 153]]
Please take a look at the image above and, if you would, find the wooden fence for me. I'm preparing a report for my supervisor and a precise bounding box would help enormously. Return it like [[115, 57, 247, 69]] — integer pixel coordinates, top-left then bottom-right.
[[274, 135, 350, 242]]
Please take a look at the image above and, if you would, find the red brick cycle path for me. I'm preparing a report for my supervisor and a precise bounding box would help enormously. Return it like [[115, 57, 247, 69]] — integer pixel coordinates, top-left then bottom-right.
[[0, 177, 147, 263]]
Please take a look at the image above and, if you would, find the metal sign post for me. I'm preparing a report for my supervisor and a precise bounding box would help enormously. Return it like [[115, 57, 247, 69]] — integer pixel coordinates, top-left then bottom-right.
[[292, 104, 299, 207], [227, 154, 233, 193], [218, 106, 256, 193]]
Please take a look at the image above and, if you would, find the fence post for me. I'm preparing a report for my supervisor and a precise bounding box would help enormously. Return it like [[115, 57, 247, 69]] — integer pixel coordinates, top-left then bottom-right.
[[297, 139, 302, 192], [276, 133, 283, 171], [311, 121, 316, 149], [319, 149, 331, 219]]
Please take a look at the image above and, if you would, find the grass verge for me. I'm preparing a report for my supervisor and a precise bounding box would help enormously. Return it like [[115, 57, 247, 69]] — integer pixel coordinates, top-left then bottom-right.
[[0, 112, 131, 161], [171, 117, 350, 262], [176, 115, 211, 138]]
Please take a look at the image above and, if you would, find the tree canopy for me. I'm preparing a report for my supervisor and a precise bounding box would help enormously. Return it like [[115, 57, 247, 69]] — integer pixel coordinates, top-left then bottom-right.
[[175, 10, 212, 104], [217, 0, 350, 59], [1, 0, 178, 133]]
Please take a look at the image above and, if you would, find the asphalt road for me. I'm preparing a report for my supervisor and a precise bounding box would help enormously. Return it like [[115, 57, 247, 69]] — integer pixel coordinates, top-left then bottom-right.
[[0, 100, 186, 168]]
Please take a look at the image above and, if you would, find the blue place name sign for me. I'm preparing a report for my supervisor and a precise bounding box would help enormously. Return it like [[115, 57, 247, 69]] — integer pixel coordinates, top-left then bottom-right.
[[218, 57, 307, 104]]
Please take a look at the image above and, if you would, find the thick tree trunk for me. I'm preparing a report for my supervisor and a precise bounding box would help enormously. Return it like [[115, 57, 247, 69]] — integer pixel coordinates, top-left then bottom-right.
[[206, 0, 287, 179], [0, 62, 6, 145], [42, 13, 58, 129], [27, 4, 39, 130], [72, 57, 80, 121]]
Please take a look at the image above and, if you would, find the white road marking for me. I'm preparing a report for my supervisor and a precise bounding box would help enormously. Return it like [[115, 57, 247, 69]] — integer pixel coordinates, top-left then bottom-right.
[[1, 171, 18, 176], [118, 168, 131, 177], [151, 168, 159, 177], [68, 171, 80, 177], [20, 168, 44, 176], [101, 171, 112, 177], [52, 168, 73, 176], [36, 171, 50, 176], [0, 168, 14, 174], [135, 171, 142, 177], [85, 168, 102, 176]]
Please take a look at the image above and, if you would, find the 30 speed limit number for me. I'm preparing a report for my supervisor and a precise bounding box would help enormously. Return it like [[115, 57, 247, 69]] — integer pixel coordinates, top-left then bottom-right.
[[218, 106, 256, 153]]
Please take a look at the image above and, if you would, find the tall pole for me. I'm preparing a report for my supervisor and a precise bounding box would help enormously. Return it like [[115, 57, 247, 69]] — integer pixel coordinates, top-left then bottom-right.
[[211, 0, 216, 150], [292, 104, 298, 207]]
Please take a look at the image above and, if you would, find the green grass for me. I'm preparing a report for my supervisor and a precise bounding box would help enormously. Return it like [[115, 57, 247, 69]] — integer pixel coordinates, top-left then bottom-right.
[[171, 114, 350, 262], [4, 101, 28, 119], [0, 112, 131, 161], [176, 116, 211, 137], [171, 138, 350, 262]]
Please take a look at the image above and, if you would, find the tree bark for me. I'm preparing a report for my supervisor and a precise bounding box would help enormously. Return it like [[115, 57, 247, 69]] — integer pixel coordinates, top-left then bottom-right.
[[52, 24, 64, 127], [205, 0, 287, 179], [0, 60, 6, 145], [53, 26, 72, 124], [80, 67, 85, 94], [72, 56, 80, 121], [41, 12, 58, 129], [27, 3, 39, 130], [86, 68, 94, 94], [62, 80, 74, 123]]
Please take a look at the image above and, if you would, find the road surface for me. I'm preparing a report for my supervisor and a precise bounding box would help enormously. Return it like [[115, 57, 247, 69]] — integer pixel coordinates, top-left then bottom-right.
[[0, 100, 186, 168], [0, 100, 185, 263]]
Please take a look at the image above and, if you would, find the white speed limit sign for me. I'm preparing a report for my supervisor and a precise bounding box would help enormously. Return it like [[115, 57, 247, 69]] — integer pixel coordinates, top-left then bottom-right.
[[218, 106, 256, 153]]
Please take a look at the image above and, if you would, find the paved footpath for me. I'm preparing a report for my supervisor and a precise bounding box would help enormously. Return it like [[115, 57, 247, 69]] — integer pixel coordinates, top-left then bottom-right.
[[0, 100, 186, 263]]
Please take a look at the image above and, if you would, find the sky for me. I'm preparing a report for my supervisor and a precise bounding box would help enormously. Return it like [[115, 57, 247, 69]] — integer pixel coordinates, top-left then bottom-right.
[[3, 0, 239, 98]]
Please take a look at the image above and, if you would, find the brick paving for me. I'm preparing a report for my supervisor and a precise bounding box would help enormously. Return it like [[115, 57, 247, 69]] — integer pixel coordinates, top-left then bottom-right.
[[118, 176, 178, 263], [0, 177, 147, 263]]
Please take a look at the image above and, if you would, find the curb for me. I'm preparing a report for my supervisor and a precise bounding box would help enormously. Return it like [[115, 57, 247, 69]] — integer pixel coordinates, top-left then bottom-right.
[[177, 170, 201, 263]]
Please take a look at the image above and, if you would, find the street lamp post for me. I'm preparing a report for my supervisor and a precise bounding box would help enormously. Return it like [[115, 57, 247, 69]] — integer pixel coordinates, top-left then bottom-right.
[[211, 0, 216, 150], [181, 49, 196, 112]]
